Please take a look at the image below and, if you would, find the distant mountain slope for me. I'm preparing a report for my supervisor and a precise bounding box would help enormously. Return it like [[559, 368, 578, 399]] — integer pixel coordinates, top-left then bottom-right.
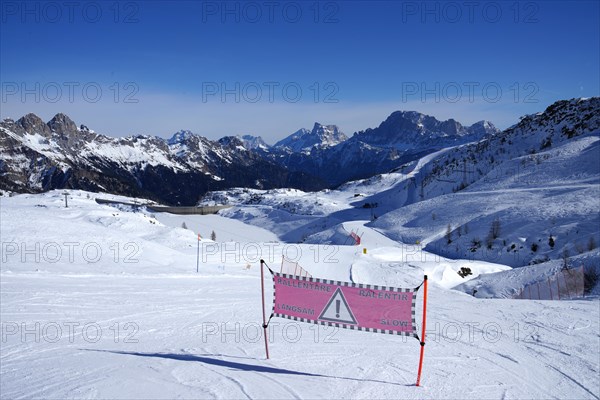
[[352, 111, 497, 148], [269, 111, 499, 186], [274, 123, 348, 153]]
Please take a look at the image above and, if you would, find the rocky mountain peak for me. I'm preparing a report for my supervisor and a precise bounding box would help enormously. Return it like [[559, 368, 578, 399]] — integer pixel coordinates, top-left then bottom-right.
[[311, 122, 347, 145], [48, 113, 78, 136], [16, 113, 51, 136], [439, 118, 462, 135], [274, 123, 347, 152], [466, 120, 500, 137], [240, 135, 269, 150], [355, 110, 497, 147], [218, 136, 245, 149], [167, 130, 196, 145]]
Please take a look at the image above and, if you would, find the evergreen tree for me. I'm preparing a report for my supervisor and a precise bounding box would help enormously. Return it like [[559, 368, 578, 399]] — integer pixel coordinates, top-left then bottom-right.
[[445, 224, 452, 244]]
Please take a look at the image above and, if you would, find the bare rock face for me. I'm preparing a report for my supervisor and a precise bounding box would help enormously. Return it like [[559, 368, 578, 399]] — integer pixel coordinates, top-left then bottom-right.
[[16, 113, 52, 136], [274, 123, 348, 153], [48, 113, 78, 136]]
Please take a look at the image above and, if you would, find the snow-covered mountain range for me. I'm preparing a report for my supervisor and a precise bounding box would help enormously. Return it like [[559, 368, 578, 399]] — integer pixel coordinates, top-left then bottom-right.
[[0, 109, 497, 204], [1, 99, 595, 207], [0, 114, 323, 205], [264, 113, 499, 186]]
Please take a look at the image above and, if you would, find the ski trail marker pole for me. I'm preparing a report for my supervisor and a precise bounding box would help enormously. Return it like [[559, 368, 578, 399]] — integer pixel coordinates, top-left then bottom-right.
[[196, 233, 201, 273]]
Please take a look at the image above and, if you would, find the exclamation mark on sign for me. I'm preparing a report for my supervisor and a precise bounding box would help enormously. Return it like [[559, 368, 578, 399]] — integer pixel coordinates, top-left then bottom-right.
[[335, 300, 340, 318]]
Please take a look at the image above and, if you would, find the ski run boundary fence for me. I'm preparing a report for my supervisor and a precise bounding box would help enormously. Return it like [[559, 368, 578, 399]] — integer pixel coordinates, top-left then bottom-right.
[[514, 266, 585, 300], [280, 256, 312, 278]]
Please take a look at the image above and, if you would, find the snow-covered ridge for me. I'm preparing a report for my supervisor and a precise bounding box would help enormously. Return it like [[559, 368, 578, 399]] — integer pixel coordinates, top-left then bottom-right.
[[0, 113, 299, 204]]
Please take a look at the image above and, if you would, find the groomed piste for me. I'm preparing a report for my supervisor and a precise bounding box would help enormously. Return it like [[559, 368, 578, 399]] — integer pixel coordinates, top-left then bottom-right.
[[1, 189, 598, 399]]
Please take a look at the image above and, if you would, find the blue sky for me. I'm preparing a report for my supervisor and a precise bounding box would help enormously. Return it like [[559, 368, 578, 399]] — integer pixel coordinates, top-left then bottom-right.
[[1, 0, 598, 143]]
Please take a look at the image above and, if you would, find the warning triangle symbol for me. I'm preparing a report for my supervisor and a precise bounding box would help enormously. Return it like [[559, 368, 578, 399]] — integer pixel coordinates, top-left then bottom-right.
[[318, 288, 357, 325]]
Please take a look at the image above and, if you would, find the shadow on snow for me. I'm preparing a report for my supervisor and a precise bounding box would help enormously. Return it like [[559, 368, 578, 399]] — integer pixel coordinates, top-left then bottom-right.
[[84, 349, 410, 386]]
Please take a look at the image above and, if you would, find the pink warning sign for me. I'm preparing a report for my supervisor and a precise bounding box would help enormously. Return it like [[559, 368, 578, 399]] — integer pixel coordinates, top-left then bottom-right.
[[271, 272, 418, 336]]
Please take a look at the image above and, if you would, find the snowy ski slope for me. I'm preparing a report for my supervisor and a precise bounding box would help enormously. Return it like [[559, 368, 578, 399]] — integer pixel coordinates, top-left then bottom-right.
[[1, 191, 598, 399]]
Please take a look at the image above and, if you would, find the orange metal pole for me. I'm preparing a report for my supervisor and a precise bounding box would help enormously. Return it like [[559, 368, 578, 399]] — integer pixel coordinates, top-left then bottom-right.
[[260, 260, 270, 359], [416, 275, 428, 387]]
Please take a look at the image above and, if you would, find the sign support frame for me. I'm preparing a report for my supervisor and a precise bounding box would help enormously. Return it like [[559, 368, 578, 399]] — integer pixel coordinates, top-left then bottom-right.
[[416, 275, 428, 387], [261, 262, 428, 385], [260, 259, 270, 359]]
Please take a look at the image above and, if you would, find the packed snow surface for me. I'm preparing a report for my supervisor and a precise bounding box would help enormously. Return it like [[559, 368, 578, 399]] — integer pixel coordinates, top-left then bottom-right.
[[1, 191, 598, 399]]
